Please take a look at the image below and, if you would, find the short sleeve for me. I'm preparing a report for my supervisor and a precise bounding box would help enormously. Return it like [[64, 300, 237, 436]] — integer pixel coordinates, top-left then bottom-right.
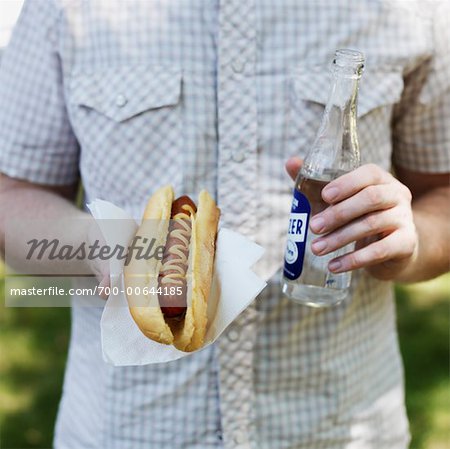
[[392, 3, 450, 173], [0, 0, 79, 185]]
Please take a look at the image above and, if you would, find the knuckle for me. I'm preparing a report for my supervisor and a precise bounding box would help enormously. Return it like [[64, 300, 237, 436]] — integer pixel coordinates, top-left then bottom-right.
[[400, 183, 413, 202], [402, 232, 417, 257], [365, 185, 383, 207], [346, 252, 360, 269], [332, 206, 347, 223], [327, 232, 342, 251], [366, 163, 379, 171], [404, 245, 415, 259], [362, 213, 379, 232], [371, 243, 389, 262], [396, 207, 414, 229], [366, 163, 383, 183], [385, 170, 396, 182]]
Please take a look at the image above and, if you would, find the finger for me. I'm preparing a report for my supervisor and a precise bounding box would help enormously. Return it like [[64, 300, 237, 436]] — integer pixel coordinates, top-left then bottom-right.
[[311, 208, 400, 256], [310, 183, 401, 234], [327, 229, 416, 273], [321, 163, 394, 204], [285, 157, 303, 181]]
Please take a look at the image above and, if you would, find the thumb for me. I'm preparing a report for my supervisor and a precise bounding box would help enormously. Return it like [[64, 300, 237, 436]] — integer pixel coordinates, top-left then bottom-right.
[[97, 274, 110, 300], [285, 157, 303, 181]]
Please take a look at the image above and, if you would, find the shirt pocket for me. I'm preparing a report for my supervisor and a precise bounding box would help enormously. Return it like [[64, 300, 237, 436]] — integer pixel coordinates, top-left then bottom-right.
[[289, 67, 404, 170], [67, 65, 183, 203]]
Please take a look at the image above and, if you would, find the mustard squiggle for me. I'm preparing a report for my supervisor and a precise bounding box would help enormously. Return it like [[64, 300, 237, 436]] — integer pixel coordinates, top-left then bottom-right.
[[160, 204, 196, 285]]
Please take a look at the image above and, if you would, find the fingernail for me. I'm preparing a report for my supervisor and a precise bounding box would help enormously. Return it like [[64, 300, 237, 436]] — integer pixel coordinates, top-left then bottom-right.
[[329, 260, 342, 272], [312, 239, 327, 254], [323, 186, 339, 202], [310, 216, 325, 232]]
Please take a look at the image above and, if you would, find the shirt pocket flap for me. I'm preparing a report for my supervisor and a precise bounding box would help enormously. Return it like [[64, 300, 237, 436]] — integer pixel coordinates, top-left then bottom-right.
[[69, 65, 182, 122], [292, 68, 404, 117]]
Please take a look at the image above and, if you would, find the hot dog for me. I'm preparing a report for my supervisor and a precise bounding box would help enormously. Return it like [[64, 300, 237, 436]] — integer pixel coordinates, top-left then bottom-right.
[[124, 185, 220, 352]]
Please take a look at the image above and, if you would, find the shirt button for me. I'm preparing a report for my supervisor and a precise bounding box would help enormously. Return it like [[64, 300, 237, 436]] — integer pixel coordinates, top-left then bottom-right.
[[115, 94, 127, 107], [232, 57, 246, 73], [227, 328, 240, 342], [231, 150, 246, 163], [234, 430, 248, 445]]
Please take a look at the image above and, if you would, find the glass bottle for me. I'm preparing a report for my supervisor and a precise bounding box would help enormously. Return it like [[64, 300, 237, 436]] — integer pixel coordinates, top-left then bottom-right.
[[282, 49, 365, 307]]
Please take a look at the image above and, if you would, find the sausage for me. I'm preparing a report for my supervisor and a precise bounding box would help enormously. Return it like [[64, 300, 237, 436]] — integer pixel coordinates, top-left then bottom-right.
[[158, 195, 197, 318]]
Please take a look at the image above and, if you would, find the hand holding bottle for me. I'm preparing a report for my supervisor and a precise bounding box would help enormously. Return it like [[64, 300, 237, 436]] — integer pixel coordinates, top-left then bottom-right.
[[286, 157, 418, 282]]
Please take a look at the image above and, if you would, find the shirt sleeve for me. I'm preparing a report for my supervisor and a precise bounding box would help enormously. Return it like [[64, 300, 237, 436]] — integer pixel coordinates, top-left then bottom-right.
[[392, 3, 450, 174], [0, 0, 79, 185]]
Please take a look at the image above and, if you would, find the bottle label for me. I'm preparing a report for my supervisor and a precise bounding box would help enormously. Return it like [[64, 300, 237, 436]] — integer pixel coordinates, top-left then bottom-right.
[[283, 188, 311, 280]]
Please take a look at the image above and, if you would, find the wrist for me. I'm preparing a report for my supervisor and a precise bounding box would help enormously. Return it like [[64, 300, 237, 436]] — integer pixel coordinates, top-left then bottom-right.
[[393, 209, 444, 283]]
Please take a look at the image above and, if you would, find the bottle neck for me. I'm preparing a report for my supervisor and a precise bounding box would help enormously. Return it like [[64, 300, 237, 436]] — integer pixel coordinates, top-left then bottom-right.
[[328, 71, 360, 113], [302, 71, 361, 180]]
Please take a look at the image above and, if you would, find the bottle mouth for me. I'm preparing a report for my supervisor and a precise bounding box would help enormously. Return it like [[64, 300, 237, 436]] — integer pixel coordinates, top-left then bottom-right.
[[333, 49, 365, 77], [335, 49, 365, 64]]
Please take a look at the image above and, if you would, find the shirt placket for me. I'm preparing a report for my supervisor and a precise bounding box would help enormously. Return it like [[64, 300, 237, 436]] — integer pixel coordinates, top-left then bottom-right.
[[216, 1, 259, 448]]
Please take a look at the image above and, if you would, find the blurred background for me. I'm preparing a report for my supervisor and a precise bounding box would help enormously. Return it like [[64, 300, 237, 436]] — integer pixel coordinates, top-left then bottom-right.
[[0, 1, 449, 448]]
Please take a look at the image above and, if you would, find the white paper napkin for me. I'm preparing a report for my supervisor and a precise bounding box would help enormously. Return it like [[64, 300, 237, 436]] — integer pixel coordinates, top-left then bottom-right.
[[87, 199, 267, 365]]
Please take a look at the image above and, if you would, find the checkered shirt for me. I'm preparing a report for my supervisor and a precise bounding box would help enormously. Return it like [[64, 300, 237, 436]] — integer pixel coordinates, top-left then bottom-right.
[[0, 1, 449, 448]]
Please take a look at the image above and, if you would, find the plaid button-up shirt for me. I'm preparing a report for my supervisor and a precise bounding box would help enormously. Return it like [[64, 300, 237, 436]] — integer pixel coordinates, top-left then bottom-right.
[[1, 1, 449, 448]]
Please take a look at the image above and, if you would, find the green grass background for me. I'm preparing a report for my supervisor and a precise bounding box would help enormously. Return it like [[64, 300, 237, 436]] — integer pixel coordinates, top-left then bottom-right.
[[0, 272, 449, 448]]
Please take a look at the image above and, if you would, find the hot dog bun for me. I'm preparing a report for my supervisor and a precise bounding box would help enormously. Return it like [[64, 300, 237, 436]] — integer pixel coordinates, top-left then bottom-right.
[[124, 185, 220, 352], [125, 185, 175, 345]]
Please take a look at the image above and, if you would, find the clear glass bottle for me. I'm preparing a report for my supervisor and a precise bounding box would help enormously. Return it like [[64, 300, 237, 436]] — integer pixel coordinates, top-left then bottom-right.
[[282, 49, 365, 307]]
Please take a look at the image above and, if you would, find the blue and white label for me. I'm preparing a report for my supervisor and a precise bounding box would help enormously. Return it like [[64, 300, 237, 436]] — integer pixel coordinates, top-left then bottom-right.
[[283, 188, 311, 280]]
